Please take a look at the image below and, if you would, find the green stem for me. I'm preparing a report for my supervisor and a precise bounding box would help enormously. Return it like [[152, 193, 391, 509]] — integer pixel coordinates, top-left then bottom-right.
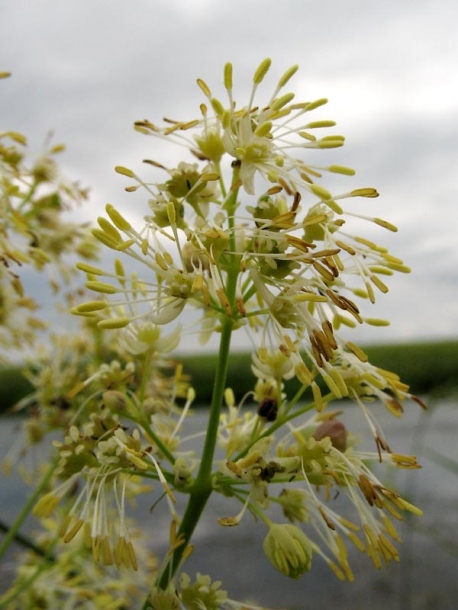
[[154, 315, 234, 594], [0, 519, 55, 561], [147, 173, 241, 602], [0, 455, 59, 561], [138, 417, 177, 465], [122, 400, 176, 465]]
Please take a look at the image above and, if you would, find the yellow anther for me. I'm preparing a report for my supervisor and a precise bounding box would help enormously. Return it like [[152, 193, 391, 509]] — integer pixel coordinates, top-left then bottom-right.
[[224, 63, 233, 90], [196, 78, 211, 97], [86, 281, 118, 294], [63, 518, 84, 543], [115, 165, 135, 178], [346, 341, 368, 362], [106, 204, 132, 231], [351, 187, 379, 198], [97, 317, 130, 329], [253, 58, 272, 84], [374, 217, 398, 232], [277, 64, 299, 88], [305, 98, 328, 111], [310, 184, 333, 200]]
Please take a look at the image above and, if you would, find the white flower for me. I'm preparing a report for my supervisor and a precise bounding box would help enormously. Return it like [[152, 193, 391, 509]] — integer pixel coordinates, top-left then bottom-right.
[[120, 321, 182, 355]]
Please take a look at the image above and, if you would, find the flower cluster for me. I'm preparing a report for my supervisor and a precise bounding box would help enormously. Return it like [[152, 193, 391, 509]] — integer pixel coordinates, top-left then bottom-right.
[[1, 60, 425, 610], [69, 58, 425, 592], [0, 73, 97, 351], [74, 58, 409, 403], [2, 518, 157, 610]]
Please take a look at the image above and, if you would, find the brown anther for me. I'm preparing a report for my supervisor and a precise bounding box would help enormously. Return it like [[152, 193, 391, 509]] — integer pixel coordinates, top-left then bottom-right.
[[322, 320, 338, 349], [326, 289, 343, 307], [337, 294, 360, 315], [310, 337, 324, 368], [326, 291, 362, 323], [291, 191, 301, 212], [311, 329, 334, 361], [302, 213, 328, 229], [287, 235, 313, 252], [312, 248, 341, 258], [277, 177, 294, 195], [375, 434, 391, 461], [271, 211, 297, 229], [312, 260, 335, 282], [236, 297, 247, 316], [324, 256, 340, 277], [142, 159, 167, 170], [299, 170, 313, 184], [410, 394, 428, 410], [134, 119, 156, 130], [358, 474, 378, 506], [319, 506, 336, 530], [267, 185, 283, 195], [376, 486, 405, 512]]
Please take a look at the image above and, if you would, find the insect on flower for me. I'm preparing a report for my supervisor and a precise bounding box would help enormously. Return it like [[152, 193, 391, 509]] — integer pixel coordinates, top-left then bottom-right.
[[257, 397, 278, 422]]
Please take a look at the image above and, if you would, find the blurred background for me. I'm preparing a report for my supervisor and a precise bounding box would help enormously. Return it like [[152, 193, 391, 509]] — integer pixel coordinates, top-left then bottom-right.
[[1, 0, 458, 350], [2, 1, 458, 608]]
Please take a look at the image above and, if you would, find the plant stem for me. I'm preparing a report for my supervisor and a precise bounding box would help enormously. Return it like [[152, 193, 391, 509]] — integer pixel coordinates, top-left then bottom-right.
[[0, 519, 55, 561], [155, 315, 234, 593], [148, 173, 241, 601]]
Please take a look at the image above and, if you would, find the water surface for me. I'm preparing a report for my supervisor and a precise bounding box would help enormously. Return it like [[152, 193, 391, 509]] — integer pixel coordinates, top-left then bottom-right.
[[1, 399, 458, 609]]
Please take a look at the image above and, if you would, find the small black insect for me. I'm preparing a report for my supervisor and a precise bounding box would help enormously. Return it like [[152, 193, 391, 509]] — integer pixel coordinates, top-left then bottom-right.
[[257, 397, 278, 422]]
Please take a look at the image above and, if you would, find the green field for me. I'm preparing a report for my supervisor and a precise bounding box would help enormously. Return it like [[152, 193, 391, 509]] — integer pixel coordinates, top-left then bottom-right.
[[2, 340, 456, 412], [180, 339, 458, 404]]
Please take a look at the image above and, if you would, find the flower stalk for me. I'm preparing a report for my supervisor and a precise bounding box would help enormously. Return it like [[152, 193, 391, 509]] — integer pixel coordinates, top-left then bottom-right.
[[155, 172, 241, 593]]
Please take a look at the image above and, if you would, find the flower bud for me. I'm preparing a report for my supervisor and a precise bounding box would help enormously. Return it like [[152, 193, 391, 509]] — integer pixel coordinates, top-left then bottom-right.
[[173, 457, 194, 487], [312, 419, 347, 452], [278, 488, 309, 523], [263, 523, 312, 578]]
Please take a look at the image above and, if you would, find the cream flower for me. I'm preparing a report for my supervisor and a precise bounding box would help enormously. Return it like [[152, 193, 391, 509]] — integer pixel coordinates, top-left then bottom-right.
[[120, 321, 182, 355]]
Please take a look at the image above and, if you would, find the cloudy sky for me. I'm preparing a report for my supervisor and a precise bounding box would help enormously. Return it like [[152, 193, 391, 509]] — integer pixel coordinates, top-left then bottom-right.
[[2, 0, 458, 352]]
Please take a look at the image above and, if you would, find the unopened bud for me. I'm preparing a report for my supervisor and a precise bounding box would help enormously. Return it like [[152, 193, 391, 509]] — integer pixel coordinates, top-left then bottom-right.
[[263, 523, 313, 579], [312, 420, 347, 452]]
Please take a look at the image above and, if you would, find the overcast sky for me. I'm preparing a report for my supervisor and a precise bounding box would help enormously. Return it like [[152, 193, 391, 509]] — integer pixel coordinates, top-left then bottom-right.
[[2, 0, 458, 352]]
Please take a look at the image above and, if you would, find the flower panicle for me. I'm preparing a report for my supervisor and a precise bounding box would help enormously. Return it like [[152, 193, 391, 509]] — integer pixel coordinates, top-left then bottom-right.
[[65, 58, 425, 596]]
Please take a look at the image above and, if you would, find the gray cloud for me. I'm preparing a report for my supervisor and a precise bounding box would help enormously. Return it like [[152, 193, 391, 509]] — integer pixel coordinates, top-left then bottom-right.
[[2, 0, 457, 350]]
